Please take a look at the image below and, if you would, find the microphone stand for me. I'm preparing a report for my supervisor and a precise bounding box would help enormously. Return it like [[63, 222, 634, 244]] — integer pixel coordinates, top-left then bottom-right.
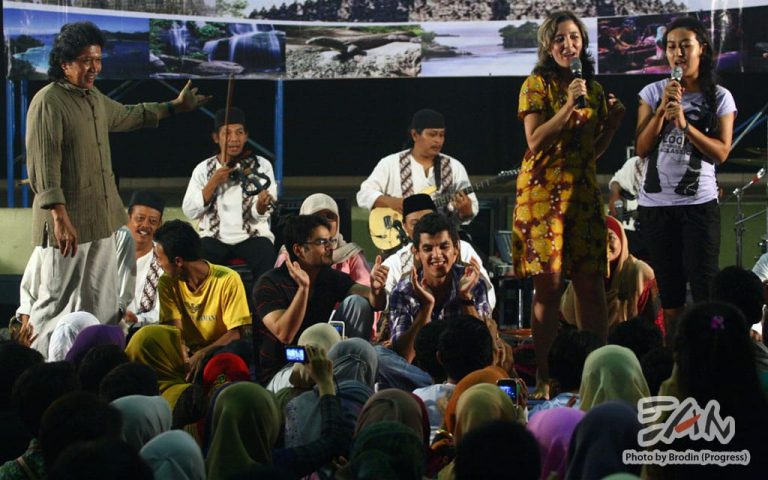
[[733, 167, 765, 267]]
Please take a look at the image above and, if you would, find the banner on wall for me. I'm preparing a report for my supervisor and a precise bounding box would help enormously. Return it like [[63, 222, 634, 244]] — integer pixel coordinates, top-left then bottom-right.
[[4, 0, 768, 80]]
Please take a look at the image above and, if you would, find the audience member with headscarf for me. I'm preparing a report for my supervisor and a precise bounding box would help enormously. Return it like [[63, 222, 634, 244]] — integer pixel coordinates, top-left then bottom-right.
[[454, 420, 540, 480], [355, 388, 430, 449], [283, 338, 377, 447], [202, 352, 251, 398], [140, 430, 205, 480], [110, 395, 172, 451], [124, 325, 191, 410], [64, 324, 125, 366], [565, 401, 641, 480], [47, 311, 100, 361], [561, 215, 661, 331], [276, 193, 371, 284], [268, 322, 342, 395], [206, 346, 350, 479], [438, 383, 523, 479], [528, 407, 585, 480], [578, 345, 650, 411], [342, 421, 425, 480]]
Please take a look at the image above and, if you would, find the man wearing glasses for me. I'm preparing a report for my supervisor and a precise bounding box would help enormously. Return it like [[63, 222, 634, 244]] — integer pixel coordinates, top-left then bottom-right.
[[23, 21, 209, 356], [252, 214, 388, 383]]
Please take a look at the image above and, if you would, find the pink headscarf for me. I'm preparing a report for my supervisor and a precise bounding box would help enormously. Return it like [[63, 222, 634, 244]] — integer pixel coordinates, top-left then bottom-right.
[[528, 408, 585, 480]]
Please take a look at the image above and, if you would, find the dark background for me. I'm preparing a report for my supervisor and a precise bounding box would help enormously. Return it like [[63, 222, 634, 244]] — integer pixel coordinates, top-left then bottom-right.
[[4, 73, 767, 185]]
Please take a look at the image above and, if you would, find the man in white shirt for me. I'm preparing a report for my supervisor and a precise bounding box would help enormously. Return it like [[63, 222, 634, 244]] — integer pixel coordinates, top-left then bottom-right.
[[356, 109, 478, 223], [123, 191, 165, 328], [608, 156, 648, 260], [383, 194, 495, 309], [183, 107, 277, 282]]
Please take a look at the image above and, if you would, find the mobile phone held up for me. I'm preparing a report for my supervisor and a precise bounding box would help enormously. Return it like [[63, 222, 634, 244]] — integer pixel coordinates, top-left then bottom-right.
[[329, 320, 345, 338], [285, 345, 307, 363], [497, 378, 519, 404]]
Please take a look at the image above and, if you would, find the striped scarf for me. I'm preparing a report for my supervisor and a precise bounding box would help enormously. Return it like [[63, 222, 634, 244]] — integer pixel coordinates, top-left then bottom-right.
[[399, 151, 453, 197], [205, 156, 258, 239]]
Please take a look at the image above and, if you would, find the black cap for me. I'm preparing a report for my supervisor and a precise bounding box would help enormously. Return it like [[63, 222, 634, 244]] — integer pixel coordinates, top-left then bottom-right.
[[403, 194, 437, 219], [214, 107, 247, 131], [128, 191, 165, 214], [409, 109, 445, 131]]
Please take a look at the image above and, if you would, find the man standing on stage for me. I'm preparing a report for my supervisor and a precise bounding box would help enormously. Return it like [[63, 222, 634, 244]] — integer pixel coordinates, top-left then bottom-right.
[[182, 107, 277, 282], [24, 21, 209, 355], [356, 109, 478, 223]]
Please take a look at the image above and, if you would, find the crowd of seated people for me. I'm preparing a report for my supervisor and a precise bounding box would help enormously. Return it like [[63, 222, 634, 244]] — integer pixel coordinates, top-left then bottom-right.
[[4, 199, 768, 478]]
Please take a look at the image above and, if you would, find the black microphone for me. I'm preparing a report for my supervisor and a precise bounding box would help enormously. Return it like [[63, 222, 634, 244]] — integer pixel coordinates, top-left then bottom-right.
[[392, 220, 410, 246], [570, 58, 586, 109]]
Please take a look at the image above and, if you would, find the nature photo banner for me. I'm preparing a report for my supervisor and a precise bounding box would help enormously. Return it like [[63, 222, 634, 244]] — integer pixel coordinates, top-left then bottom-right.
[[4, 1, 768, 80]]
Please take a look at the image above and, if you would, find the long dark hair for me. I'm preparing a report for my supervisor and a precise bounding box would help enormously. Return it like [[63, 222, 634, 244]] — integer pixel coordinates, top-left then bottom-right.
[[662, 16, 720, 134], [532, 11, 595, 84]]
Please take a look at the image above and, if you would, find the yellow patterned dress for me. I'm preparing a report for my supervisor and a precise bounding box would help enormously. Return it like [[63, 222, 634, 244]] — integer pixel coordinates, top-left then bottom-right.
[[513, 73, 608, 277]]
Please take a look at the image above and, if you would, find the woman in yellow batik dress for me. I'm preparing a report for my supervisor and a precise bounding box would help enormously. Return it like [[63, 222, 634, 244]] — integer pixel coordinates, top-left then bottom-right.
[[512, 11, 625, 397]]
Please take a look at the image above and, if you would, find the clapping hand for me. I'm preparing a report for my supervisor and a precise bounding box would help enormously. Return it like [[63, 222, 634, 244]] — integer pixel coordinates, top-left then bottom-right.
[[370, 255, 389, 296], [286, 259, 310, 289], [458, 257, 481, 300], [410, 266, 435, 308]]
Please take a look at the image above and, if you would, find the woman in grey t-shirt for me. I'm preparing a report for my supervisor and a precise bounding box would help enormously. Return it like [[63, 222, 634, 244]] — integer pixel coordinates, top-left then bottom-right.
[[635, 16, 737, 342]]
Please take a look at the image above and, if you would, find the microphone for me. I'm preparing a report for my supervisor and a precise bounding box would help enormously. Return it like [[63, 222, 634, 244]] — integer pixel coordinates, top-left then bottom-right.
[[734, 167, 766, 196], [392, 220, 410, 246], [670, 65, 683, 82], [570, 58, 586, 109], [749, 168, 766, 187]]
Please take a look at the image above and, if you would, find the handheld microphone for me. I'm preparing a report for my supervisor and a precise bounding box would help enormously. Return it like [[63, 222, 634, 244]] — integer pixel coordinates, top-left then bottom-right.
[[392, 220, 410, 246], [670, 65, 683, 82], [570, 58, 586, 109]]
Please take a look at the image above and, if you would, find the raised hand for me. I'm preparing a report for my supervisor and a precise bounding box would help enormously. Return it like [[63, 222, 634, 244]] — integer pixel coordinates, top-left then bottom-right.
[[370, 255, 389, 295], [305, 345, 333, 388], [286, 260, 310, 289], [458, 257, 481, 300], [410, 266, 435, 307], [175, 80, 212, 113]]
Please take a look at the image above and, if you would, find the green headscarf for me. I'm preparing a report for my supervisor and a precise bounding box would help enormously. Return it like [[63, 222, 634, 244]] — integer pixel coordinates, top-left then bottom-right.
[[125, 325, 191, 409], [205, 382, 280, 480], [579, 345, 650, 411]]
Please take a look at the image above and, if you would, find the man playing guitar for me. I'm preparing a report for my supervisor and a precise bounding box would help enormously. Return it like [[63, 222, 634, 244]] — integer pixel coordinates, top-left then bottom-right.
[[356, 109, 478, 226]]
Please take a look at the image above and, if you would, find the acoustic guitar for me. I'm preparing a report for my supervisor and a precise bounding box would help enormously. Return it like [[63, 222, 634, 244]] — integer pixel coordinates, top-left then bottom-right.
[[368, 169, 519, 250]]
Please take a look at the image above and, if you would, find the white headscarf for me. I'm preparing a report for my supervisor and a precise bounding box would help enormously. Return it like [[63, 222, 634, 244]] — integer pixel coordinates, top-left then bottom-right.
[[47, 311, 100, 361], [299, 193, 362, 264], [111, 395, 172, 450], [140, 430, 205, 480]]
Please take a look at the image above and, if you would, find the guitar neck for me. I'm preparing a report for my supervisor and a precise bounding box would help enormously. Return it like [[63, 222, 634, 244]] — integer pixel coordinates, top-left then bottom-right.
[[433, 172, 516, 208]]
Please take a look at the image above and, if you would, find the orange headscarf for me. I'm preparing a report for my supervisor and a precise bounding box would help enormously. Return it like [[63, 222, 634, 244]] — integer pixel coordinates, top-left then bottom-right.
[[441, 366, 509, 435], [561, 215, 656, 327]]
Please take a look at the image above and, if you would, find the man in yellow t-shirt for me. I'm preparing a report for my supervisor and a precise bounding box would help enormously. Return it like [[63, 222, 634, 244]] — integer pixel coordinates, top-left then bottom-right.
[[154, 219, 252, 378]]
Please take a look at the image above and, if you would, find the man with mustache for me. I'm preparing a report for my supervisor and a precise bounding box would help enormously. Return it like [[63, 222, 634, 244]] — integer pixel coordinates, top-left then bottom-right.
[[24, 21, 209, 356], [182, 107, 278, 283], [123, 191, 165, 328]]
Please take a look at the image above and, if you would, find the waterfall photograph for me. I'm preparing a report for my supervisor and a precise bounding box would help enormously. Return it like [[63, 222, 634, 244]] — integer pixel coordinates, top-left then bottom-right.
[[4, 8, 149, 79], [149, 19, 285, 78]]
